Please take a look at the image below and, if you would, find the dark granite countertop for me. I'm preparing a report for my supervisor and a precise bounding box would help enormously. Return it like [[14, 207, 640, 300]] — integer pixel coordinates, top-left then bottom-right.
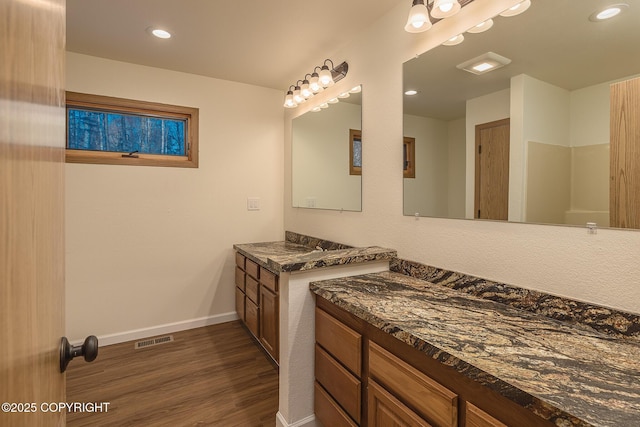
[[233, 241, 396, 273], [310, 271, 640, 427]]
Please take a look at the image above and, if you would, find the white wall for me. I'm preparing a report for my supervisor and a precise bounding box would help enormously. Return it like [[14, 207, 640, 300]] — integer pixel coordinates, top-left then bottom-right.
[[403, 114, 449, 217], [66, 53, 284, 342], [283, 0, 640, 315], [292, 101, 361, 210]]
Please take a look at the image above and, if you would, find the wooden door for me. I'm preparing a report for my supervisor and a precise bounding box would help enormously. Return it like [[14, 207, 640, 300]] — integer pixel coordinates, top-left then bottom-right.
[[610, 77, 640, 228], [475, 119, 510, 220], [0, 0, 66, 426]]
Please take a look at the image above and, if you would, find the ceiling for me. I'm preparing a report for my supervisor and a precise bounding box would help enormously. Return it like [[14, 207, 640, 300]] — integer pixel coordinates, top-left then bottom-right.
[[403, 0, 640, 120], [66, 0, 403, 91]]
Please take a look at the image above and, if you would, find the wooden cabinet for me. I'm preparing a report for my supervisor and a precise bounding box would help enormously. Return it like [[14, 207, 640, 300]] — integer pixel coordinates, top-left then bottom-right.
[[369, 341, 457, 427], [315, 297, 554, 427], [315, 307, 363, 426], [465, 403, 507, 427], [368, 379, 431, 427], [234, 252, 279, 363]]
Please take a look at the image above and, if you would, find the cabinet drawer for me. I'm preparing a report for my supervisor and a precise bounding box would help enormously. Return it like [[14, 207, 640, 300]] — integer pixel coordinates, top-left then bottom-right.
[[315, 345, 361, 423], [369, 341, 458, 427], [234, 267, 245, 291], [316, 308, 361, 376], [245, 299, 259, 337], [245, 276, 259, 304], [245, 259, 259, 280], [314, 381, 358, 427], [368, 379, 432, 427], [465, 403, 507, 427], [235, 252, 245, 269], [260, 267, 278, 293], [235, 287, 245, 322]]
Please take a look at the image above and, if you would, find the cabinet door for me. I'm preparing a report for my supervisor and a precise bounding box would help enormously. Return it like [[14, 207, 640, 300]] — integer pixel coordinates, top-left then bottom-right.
[[259, 286, 278, 362], [245, 299, 259, 338], [465, 403, 507, 427], [368, 379, 432, 427], [235, 287, 245, 322]]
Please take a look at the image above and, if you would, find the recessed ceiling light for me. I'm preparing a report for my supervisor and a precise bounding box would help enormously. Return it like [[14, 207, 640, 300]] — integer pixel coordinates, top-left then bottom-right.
[[499, 0, 531, 17], [404, 90, 418, 96], [467, 18, 494, 34], [589, 4, 628, 22], [442, 34, 464, 46], [456, 52, 511, 75], [328, 98, 339, 104], [148, 28, 172, 39], [349, 85, 362, 93], [338, 92, 350, 99]]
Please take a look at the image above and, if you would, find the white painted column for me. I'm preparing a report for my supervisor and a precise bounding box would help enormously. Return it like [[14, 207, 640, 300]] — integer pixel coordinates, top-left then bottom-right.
[[276, 261, 390, 427]]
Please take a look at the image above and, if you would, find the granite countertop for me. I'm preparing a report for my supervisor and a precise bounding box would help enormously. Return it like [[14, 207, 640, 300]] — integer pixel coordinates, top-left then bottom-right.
[[233, 241, 396, 273], [310, 271, 640, 427]]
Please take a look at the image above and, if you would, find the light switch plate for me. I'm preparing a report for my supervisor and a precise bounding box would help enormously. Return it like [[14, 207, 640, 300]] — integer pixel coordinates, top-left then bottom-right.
[[247, 197, 260, 211]]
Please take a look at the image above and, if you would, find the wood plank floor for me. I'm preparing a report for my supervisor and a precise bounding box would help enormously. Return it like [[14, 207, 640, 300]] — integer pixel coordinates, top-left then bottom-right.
[[66, 321, 279, 426]]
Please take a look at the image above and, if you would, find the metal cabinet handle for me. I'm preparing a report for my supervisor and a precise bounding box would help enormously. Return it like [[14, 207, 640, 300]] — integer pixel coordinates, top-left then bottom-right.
[[59, 335, 98, 373]]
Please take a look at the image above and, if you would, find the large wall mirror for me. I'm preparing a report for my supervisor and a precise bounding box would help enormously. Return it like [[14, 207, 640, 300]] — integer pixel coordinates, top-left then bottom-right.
[[403, 0, 640, 229], [293, 87, 362, 211]]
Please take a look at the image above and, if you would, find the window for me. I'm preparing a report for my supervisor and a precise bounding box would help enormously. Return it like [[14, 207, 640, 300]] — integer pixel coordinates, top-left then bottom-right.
[[350, 129, 362, 176], [66, 92, 199, 168], [403, 137, 415, 178]]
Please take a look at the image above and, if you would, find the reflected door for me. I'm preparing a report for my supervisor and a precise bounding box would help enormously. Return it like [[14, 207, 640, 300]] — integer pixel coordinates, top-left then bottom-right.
[[475, 119, 510, 220], [610, 77, 640, 228]]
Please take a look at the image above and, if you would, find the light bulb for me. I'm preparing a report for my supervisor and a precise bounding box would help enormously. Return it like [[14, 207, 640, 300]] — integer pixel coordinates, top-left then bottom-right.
[[431, 0, 461, 19], [293, 87, 305, 104], [499, 0, 531, 17], [301, 81, 312, 98], [309, 74, 321, 92], [442, 34, 464, 46], [404, 0, 431, 33], [319, 66, 333, 87], [467, 18, 494, 34], [283, 91, 297, 108]]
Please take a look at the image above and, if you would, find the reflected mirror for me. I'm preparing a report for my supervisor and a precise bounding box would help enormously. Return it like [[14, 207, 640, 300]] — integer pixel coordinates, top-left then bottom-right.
[[403, 0, 640, 229], [293, 87, 362, 211]]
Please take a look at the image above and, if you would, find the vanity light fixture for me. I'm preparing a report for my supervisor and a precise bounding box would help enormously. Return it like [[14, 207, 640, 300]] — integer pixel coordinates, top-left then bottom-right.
[[405, 0, 432, 33], [589, 3, 628, 22], [442, 34, 464, 46], [456, 52, 511, 75], [499, 0, 531, 17], [283, 59, 349, 108], [431, 0, 461, 19], [467, 18, 493, 33]]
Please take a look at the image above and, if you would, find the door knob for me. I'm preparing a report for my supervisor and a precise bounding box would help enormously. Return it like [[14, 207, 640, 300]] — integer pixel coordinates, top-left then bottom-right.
[[60, 335, 98, 373]]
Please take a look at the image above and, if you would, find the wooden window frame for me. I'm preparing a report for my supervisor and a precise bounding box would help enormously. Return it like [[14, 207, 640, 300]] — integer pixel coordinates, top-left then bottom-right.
[[350, 129, 362, 176], [65, 91, 199, 168], [403, 136, 415, 178]]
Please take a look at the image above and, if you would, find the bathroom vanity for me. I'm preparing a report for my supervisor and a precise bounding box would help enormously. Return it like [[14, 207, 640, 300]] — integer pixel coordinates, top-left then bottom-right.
[[311, 271, 640, 427], [233, 232, 397, 427]]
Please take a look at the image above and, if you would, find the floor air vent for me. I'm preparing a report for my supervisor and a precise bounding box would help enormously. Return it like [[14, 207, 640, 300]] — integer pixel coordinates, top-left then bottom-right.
[[134, 335, 174, 349]]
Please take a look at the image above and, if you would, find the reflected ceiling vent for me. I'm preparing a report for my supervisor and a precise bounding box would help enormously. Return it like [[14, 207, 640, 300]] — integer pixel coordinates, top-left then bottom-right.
[[456, 52, 511, 75]]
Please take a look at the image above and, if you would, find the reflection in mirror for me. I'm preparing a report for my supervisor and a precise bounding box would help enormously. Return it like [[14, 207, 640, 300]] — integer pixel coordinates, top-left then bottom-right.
[[403, 0, 640, 229], [292, 87, 362, 211]]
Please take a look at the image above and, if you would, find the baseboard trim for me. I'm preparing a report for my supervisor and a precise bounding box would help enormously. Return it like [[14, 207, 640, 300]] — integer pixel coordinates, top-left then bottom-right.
[[276, 412, 318, 427], [73, 312, 239, 347]]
